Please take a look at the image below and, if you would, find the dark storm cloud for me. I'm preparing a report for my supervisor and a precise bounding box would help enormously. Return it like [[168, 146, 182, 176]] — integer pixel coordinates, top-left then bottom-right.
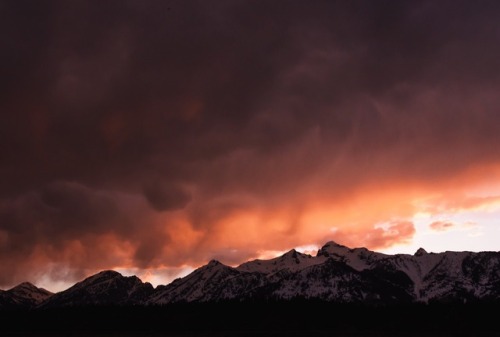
[[1, 0, 500, 287], [0, 181, 172, 285], [143, 181, 191, 212], [0, 182, 121, 237], [2, 0, 500, 192]]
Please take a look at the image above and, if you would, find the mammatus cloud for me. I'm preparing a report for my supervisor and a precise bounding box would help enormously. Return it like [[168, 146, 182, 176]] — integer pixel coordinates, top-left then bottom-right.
[[1, 0, 500, 289]]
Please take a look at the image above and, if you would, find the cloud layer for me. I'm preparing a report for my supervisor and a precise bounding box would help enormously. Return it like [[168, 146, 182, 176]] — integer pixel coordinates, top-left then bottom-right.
[[2, 0, 500, 289]]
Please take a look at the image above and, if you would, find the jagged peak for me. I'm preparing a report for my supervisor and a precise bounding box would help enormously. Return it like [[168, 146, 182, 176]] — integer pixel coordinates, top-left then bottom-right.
[[207, 259, 223, 267], [91, 271, 145, 285], [282, 248, 298, 257], [7, 282, 49, 295], [322, 240, 346, 248], [317, 240, 350, 257], [8, 281, 53, 294], [190, 260, 229, 274], [94, 270, 122, 277], [192, 260, 236, 275], [415, 248, 428, 256], [10, 281, 37, 290], [353, 247, 369, 252], [81, 270, 123, 284], [279, 249, 310, 262]]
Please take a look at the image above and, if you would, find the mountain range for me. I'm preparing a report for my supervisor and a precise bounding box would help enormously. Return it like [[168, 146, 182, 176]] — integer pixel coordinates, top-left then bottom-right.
[[2, 241, 500, 309]]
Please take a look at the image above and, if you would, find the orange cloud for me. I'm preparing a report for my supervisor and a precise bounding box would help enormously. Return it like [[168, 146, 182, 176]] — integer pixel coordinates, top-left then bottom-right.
[[429, 221, 455, 232], [3, 162, 500, 291]]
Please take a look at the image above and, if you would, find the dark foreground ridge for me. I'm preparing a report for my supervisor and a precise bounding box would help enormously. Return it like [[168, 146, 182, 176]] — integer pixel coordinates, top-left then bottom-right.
[[1, 302, 500, 334]]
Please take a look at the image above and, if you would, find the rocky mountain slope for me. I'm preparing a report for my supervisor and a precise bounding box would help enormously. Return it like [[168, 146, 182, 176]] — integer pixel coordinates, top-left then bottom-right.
[[148, 241, 500, 304], [38, 270, 154, 308], [0, 282, 53, 309]]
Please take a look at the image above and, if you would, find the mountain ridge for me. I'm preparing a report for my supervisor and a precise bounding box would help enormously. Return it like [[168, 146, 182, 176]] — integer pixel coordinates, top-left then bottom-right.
[[1, 241, 499, 309]]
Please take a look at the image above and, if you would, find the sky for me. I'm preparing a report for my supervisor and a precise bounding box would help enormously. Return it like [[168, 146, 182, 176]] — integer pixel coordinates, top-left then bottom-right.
[[1, 0, 500, 292]]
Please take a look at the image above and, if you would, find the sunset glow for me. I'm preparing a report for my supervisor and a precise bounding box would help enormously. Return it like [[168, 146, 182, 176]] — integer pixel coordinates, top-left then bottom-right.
[[2, 0, 500, 292]]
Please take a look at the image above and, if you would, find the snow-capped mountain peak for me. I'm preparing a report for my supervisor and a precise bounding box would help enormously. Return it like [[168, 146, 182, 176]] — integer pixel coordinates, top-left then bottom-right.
[[0, 281, 53, 308], [316, 241, 350, 257], [38, 270, 153, 308], [316, 241, 387, 271], [206, 259, 223, 267], [9, 282, 39, 292]]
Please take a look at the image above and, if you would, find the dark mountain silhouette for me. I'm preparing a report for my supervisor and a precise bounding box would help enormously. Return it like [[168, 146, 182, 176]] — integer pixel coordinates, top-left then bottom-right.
[[0, 282, 52, 309], [38, 270, 154, 308], [1, 241, 500, 310]]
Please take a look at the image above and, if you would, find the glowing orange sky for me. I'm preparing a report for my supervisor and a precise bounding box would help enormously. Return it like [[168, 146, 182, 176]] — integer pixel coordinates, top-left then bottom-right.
[[1, 1, 500, 291]]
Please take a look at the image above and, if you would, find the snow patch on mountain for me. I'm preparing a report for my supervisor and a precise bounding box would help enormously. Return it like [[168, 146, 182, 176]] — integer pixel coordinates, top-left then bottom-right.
[[149, 260, 242, 304], [8, 282, 53, 304]]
